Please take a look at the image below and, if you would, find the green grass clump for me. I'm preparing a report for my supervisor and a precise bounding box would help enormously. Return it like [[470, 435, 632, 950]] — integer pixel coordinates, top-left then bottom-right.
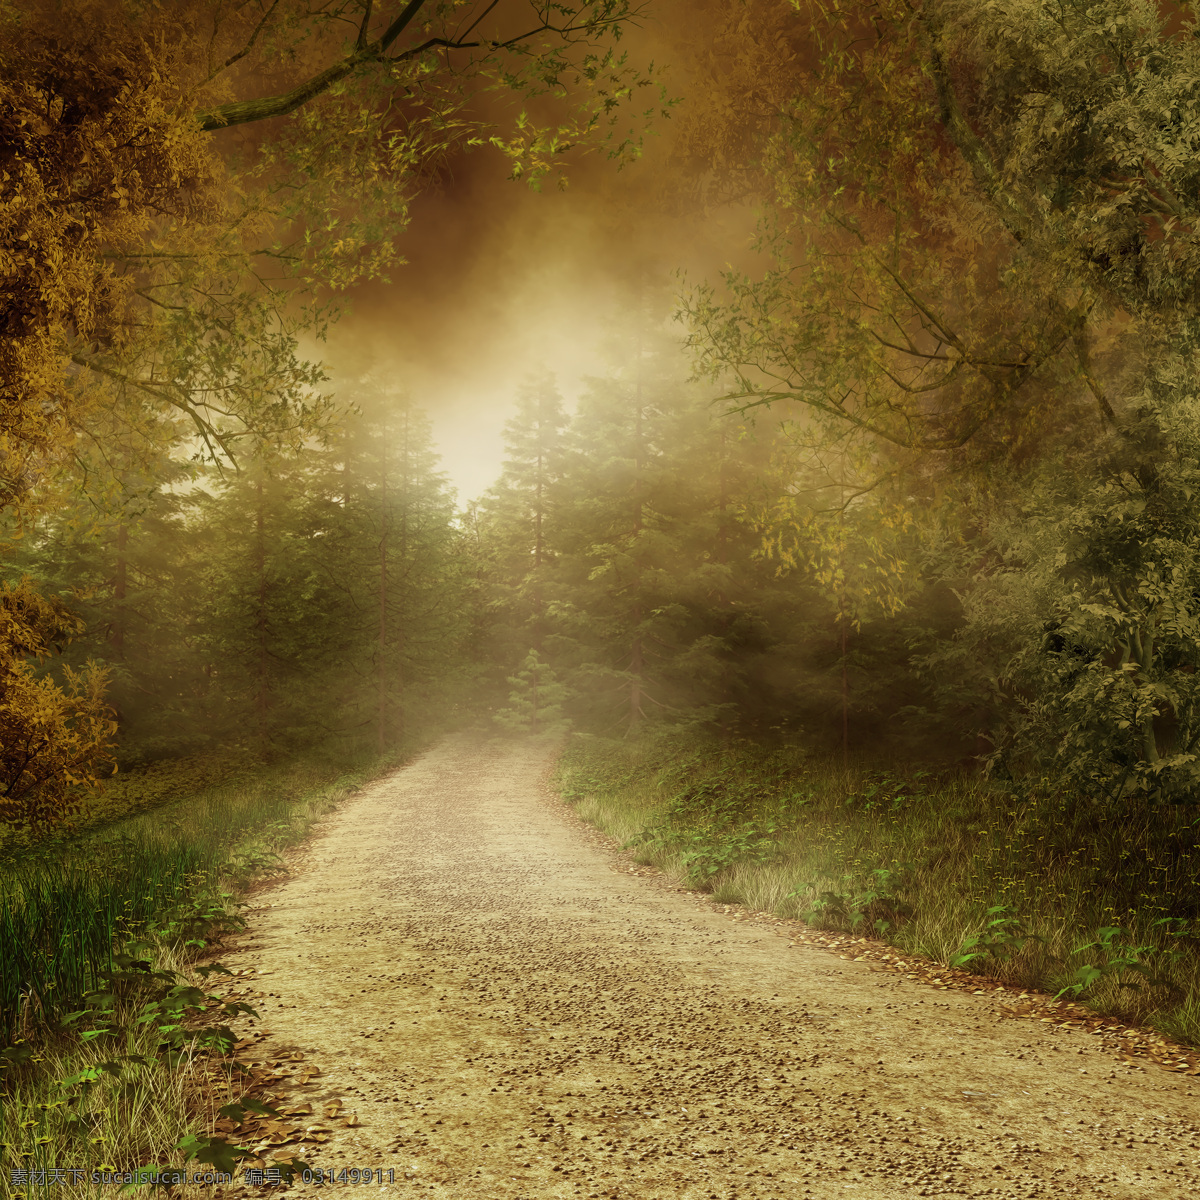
[[0, 741, 413, 1197], [555, 730, 1200, 1047], [0, 941, 242, 1200], [0, 750, 391, 1045]]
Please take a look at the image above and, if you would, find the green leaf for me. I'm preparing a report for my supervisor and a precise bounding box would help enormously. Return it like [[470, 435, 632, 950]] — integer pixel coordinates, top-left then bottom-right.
[[219, 1096, 281, 1123], [0, 1042, 35, 1068], [176, 1133, 253, 1176]]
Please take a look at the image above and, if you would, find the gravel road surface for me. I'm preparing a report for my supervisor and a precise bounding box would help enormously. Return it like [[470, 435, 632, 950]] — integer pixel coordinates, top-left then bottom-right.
[[219, 736, 1200, 1199]]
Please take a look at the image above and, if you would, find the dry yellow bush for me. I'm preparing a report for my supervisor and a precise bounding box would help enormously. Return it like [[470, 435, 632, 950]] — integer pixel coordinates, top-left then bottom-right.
[[0, 578, 115, 831]]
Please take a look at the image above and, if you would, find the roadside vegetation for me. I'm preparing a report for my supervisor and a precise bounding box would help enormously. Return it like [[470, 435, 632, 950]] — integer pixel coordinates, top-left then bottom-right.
[[13, 0, 1200, 1188], [556, 733, 1200, 1050], [0, 742, 416, 1198]]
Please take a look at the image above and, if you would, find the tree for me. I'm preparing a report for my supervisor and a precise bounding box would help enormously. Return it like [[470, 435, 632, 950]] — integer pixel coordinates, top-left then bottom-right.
[[476, 371, 569, 670], [182, 389, 467, 756], [907, 0, 1200, 791], [1, 0, 665, 500], [344, 391, 467, 752], [5, 453, 209, 764], [0, 580, 114, 832], [681, 1, 1111, 474], [681, 0, 1200, 790], [1, 0, 663, 804], [538, 319, 811, 735], [493, 649, 569, 735]]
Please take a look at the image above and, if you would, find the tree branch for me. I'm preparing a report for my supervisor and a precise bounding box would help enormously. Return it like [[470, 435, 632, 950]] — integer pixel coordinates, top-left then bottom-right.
[[69, 354, 239, 466], [456, 0, 502, 41], [916, 7, 1032, 246], [1070, 302, 1117, 425], [206, 0, 283, 83], [197, 0, 432, 130], [356, 0, 374, 51]]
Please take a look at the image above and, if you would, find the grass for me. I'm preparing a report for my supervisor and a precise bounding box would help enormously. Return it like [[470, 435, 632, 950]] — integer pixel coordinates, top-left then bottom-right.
[[0, 750, 263, 853], [2, 939, 241, 1200], [555, 730, 1200, 1048], [0, 740, 416, 1199]]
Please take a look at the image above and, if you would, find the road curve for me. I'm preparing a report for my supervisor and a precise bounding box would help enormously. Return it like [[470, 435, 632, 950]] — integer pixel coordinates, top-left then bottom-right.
[[219, 735, 1200, 1199]]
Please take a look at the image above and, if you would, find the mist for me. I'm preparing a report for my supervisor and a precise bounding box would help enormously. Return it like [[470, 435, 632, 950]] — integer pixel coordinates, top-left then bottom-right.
[[9, 0, 1200, 1186], [314, 0, 762, 499]]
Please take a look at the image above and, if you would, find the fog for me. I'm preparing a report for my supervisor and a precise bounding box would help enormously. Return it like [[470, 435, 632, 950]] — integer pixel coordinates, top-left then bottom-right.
[[14, 5, 1200, 1167], [315, 2, 760, 498]]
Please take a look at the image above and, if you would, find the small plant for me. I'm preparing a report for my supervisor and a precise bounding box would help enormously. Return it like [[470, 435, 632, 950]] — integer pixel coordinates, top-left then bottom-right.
[[493, 650, 570, 735], [951, 904, 1043, 968], [790, 868, 910, 934], [1054, 923, 1187, 999], [676, 822, 781, 887], [846, 771, 931, 813]]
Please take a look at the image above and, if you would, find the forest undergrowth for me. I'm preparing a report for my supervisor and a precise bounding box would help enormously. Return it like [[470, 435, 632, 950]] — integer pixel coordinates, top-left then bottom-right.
[[0, 740, 416, 1198], [555, 732, 1200, 1050]]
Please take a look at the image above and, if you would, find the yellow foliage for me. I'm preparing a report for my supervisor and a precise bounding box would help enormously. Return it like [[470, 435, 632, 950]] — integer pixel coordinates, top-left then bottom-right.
[[736, 428, 916, 627], [0, 2, 221, 508], [0, 579, 115, 832]]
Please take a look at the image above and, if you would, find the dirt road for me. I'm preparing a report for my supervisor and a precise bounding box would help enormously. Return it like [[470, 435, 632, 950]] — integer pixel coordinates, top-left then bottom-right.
[[219, 736, 1200, 1198]]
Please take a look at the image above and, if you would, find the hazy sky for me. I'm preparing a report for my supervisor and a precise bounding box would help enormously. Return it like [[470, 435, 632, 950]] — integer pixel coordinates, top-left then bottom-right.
[[316, 3, 764, 500]]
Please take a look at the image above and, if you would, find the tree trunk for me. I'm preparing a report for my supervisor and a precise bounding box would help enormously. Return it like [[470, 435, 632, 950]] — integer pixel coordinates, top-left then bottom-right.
[[392, 413, 410, 747], [254, 471, 269, 752], [629, 333, 645, 732], [840, 484, 849, 768], [841, 603, 849, 770], [533, 444, 544, 653], [629, 626, 644, 733], [111, 523, 127, 662], [378, 440, 389, 755]]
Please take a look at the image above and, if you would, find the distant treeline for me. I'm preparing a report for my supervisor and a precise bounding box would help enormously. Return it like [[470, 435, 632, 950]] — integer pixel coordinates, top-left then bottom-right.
[[4, 389, 468, 774]]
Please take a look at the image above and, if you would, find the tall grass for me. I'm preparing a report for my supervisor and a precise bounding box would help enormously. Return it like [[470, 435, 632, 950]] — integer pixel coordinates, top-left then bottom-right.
[[556, 731, 1200, 1046], [0, 742, 412, 1198], [0, 841, 217, 1043], [1, 937, 238, 1200], [0, 752, 388, 1044]]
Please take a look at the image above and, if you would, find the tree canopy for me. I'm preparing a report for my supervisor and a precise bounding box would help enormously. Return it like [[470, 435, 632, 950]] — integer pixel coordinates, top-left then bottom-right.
[[1, 0, 664, 505], [15, 0, 1200, 823], [677, 0, 1200, 801], [0, 0, 663, 824]]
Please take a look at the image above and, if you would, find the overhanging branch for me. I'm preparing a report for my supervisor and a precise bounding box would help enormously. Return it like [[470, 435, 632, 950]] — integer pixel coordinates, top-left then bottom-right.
[[916, 7, 1032, 246], [197, 0, 433, 130]]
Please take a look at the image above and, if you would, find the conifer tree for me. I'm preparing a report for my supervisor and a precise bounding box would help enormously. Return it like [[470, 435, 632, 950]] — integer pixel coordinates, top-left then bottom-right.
[[295, 387, 470, 751], [4, 435, 207, 763], [546, 323, 805, 733], [477, 372, 569, 674], [493, 650, 570, 736]]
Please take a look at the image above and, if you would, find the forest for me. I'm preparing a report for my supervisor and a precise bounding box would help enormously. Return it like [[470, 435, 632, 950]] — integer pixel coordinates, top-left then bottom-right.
[[5, 0, 1200, 1190]]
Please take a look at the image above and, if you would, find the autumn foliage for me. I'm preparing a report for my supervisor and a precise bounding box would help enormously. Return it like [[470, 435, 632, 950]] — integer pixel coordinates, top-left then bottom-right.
[[0, 4, 204, 825], [0, 579, 114, 832], [0, 3, 218, 506]]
